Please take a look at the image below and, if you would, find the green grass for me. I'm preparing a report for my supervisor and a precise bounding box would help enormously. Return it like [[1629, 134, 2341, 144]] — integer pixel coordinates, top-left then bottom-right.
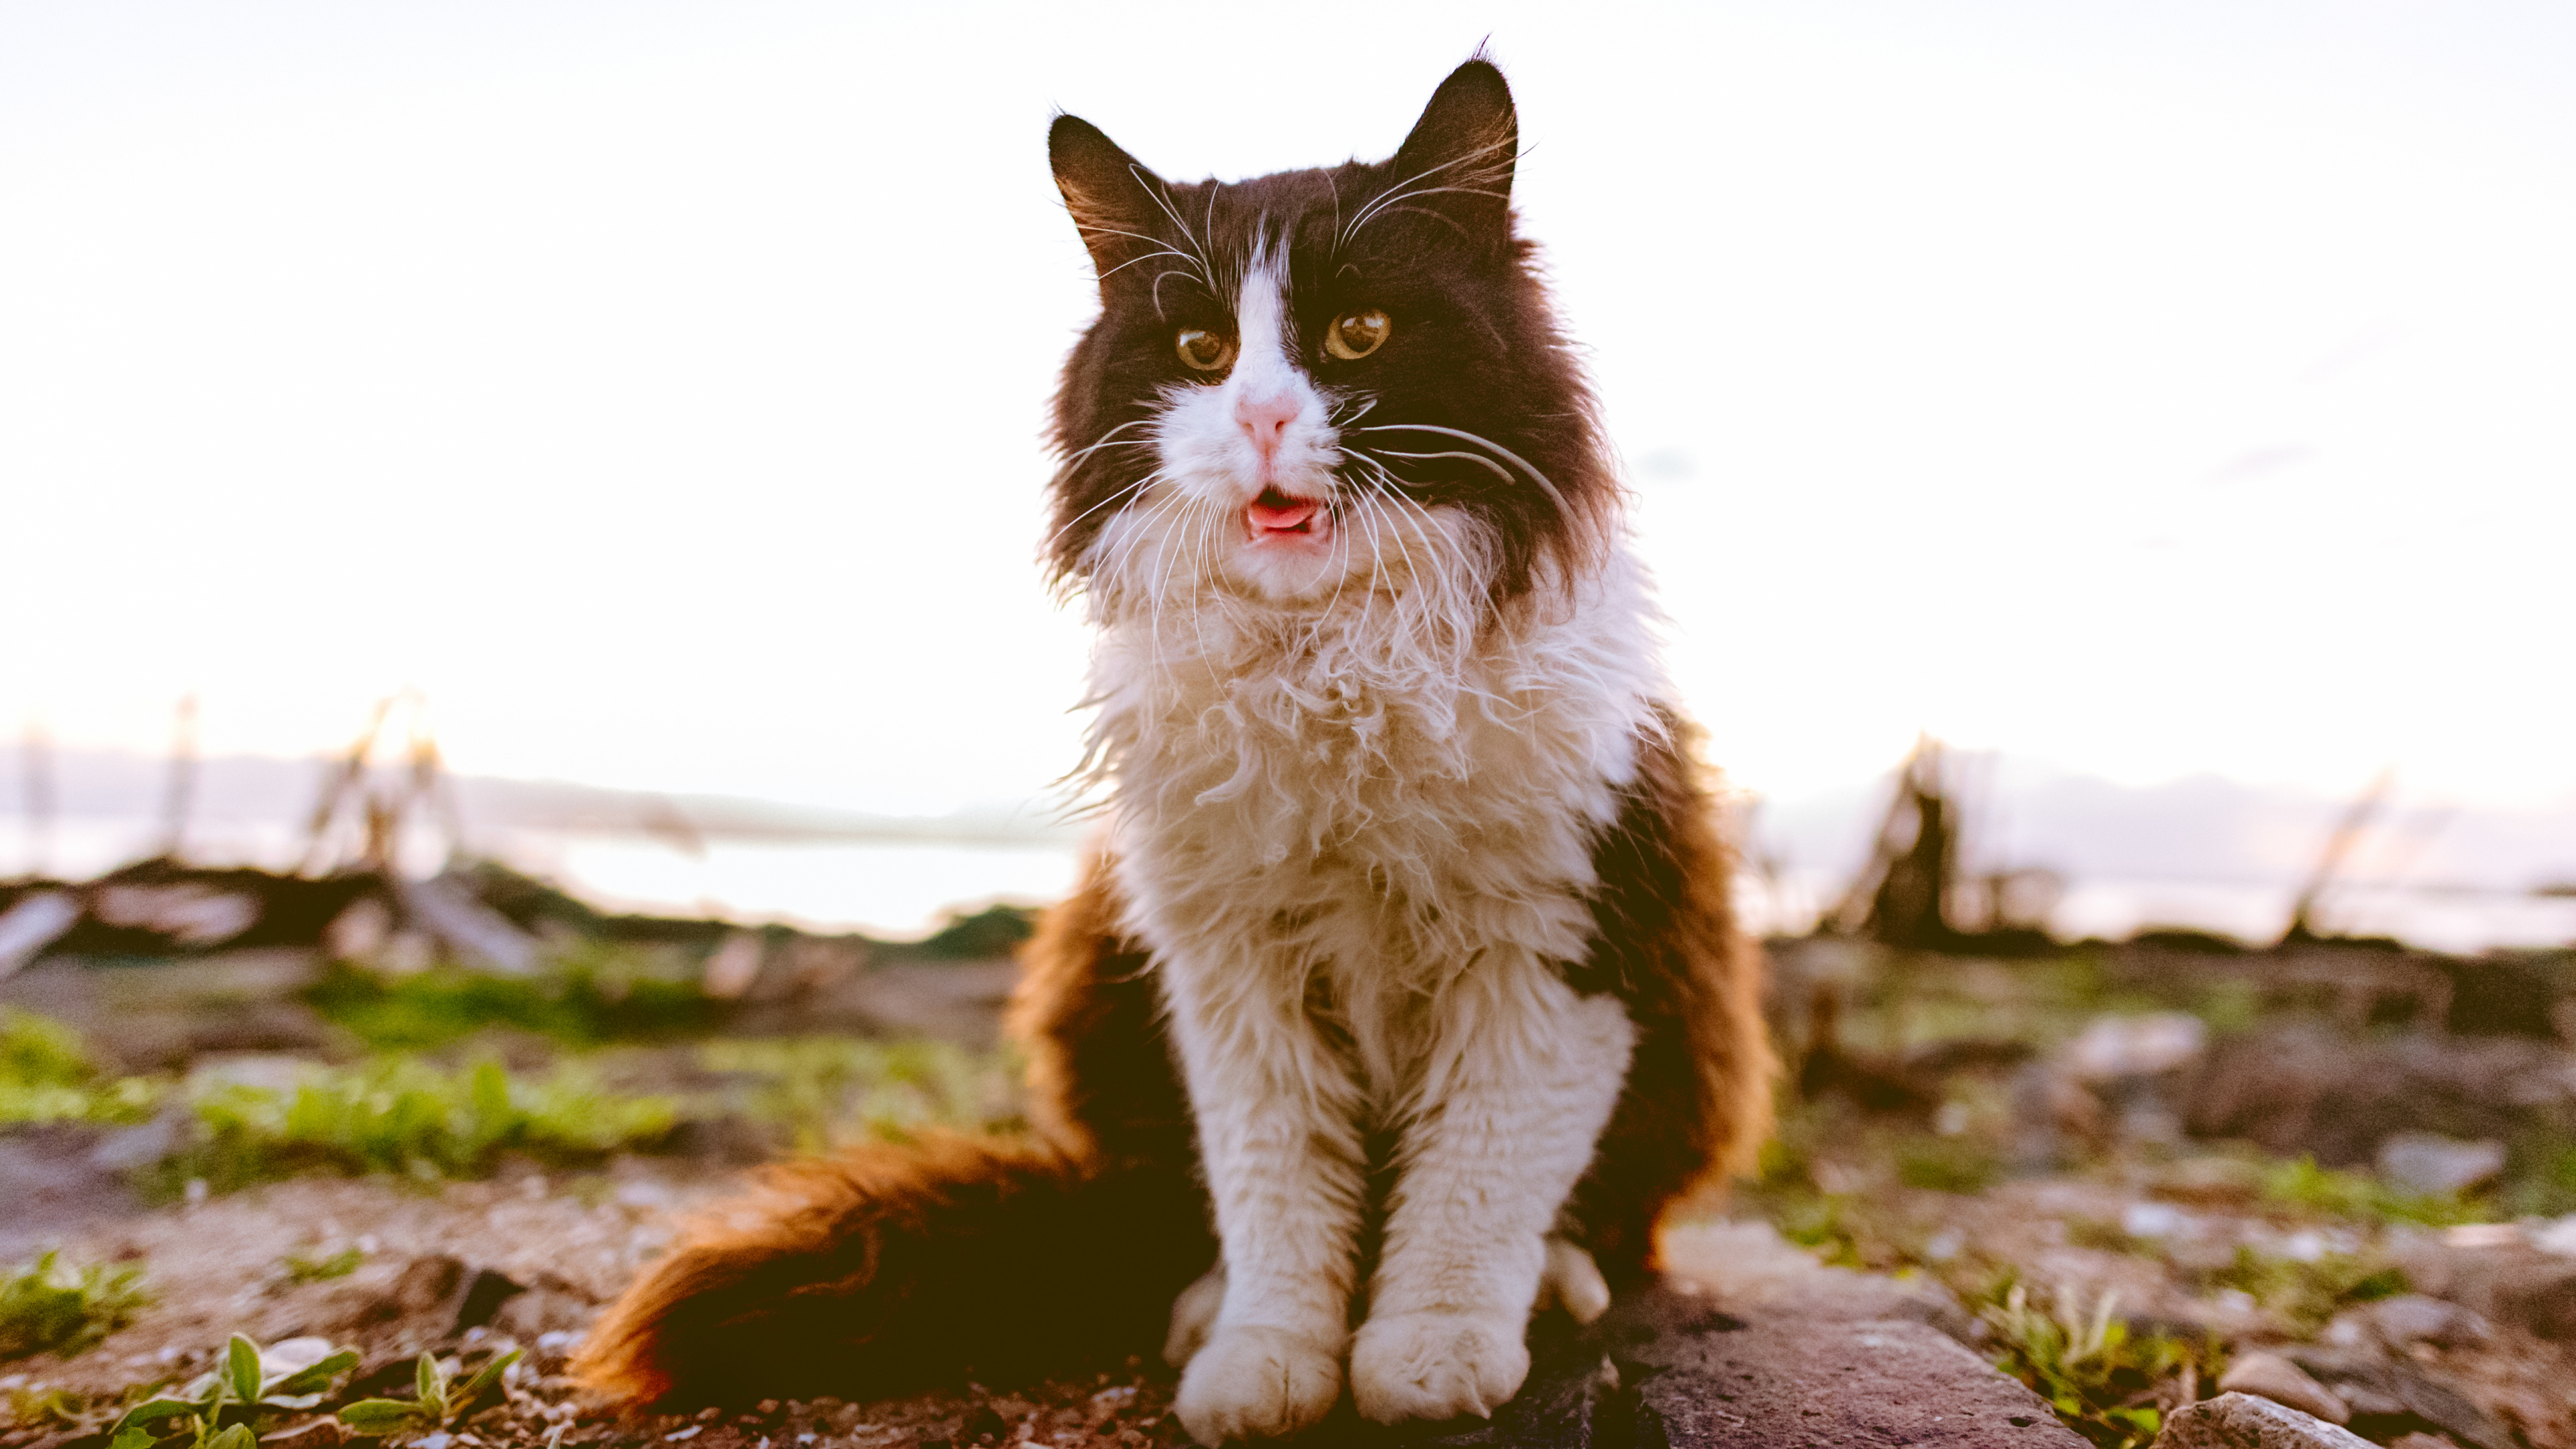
[[1975, 1277, 2218, 1449], [0, 1252, 152, 1362], [2257, 1154, 2482, 1227], [700, 1036, 1014, 1152], [160, 1056, 678, 1193], [279, 1247, 364, 1285], [302, 951, 717, 1052], [2192, 1245, 2407, 1335], [0, 1008, 160, 1126], [1895, 1132, 2002, 1194]]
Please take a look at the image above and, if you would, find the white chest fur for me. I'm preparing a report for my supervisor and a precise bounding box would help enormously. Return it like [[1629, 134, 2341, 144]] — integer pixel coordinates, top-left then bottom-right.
[[1093, 541, 1661, 1089]]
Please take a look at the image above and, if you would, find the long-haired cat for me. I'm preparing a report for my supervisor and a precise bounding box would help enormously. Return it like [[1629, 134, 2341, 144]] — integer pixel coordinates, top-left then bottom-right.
[[574, 56, 1772, 1444]]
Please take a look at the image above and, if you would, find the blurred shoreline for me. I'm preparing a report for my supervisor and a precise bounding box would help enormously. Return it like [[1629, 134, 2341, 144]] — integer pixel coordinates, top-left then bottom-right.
[[3, 745, 2569, 949]]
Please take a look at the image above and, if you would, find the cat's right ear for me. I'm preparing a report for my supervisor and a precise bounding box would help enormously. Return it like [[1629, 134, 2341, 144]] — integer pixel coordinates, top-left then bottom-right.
[[1050, 115, 1173, 287]]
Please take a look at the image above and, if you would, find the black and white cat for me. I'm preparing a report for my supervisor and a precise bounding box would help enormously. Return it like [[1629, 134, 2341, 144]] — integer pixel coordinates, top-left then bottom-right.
[[578, 56, 1773, 1445]]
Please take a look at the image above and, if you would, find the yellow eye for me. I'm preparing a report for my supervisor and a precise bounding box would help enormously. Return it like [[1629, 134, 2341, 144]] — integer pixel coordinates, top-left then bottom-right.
[[1176, 328, 1236, 373], [1324, 308, 1391, 361]]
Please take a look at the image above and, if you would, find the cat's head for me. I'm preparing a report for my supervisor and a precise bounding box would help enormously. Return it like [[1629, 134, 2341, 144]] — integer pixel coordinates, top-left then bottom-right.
[[1044, 58, 1611, 622]]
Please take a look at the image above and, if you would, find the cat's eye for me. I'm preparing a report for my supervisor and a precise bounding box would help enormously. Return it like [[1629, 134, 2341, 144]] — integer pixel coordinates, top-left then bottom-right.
[[1175, 328, 1236, 373], [1324, 308, 1392, 361]]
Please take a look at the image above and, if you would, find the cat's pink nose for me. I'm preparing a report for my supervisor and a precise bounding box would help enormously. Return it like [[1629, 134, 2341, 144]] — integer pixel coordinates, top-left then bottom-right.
[[1234, 390, 1299, 461]]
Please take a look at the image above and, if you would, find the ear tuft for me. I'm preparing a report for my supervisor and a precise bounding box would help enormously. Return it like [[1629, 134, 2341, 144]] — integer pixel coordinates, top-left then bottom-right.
[[1388, 58, 1519, 220], [1050, 114, 1170, 285]]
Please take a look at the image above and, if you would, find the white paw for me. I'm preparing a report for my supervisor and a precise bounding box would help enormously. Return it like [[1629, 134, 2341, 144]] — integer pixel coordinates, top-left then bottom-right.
[[1172, 1324, 1343, 1445], [1163, 1263, 1228, 1368], [1536, 1236, 1611, 1325], [1348, 1310, 1530, 1425]]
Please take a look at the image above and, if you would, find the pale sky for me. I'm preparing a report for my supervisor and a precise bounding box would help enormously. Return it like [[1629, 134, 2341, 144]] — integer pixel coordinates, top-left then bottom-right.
[[4, 1, 2571, 822]]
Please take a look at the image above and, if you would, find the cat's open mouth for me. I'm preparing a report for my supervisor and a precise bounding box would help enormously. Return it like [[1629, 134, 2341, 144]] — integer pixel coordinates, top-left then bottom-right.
[[1246, 487, 1328, 545]]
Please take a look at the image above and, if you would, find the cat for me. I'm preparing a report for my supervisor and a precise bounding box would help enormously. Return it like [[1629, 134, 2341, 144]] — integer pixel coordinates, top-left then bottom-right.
[[572, 56, 1772, 1444]]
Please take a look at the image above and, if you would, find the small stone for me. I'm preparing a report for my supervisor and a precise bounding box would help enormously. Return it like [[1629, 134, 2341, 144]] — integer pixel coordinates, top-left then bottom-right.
[[2388, 1436, 2461, 1449], [2156, 1392, 2375, 1448], [2123, 1201, 2188, 1238], [2375, 1134, 2507, 1196], [2063, 1012, 2208, 1080], [2219, 1352, 2352, 1424], [2367, 1295, 2492, 1348]]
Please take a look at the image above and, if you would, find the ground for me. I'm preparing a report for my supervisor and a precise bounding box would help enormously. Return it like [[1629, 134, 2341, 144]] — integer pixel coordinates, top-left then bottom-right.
[[4, 930, 2574, 1449]]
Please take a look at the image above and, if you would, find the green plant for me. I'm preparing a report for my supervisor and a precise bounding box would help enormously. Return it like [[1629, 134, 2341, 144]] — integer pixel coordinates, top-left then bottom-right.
[[109, 1335, 357, 1449], [1895, 1132, 2001, 1194], [0, 1008, 160, 1126], [700, 1036, 1010, 1153], [280, 1246, 364, 1284], [2258, 1155, 2479, 1227], [2195, 1246, 2406, 1334], [337, 1349, 520, 1438], [1979, 1281, 2213, 1449], [0, 1251, 152, 1360], [164, 1056, 678, 1194], [303, 953, 716, 1052]]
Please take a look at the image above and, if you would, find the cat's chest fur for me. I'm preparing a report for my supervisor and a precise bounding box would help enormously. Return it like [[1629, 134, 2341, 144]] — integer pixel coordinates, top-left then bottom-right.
[[1093, 547, 1663, 1085]]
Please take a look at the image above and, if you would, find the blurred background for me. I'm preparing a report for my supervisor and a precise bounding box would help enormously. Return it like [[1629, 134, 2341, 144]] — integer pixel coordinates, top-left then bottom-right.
[[4, 7, 2575, 1449], [3, 0, 2571, 943]]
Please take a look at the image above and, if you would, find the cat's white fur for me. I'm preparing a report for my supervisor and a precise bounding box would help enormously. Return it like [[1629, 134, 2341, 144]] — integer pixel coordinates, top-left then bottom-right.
[[1081, 248, 1660, 1442]]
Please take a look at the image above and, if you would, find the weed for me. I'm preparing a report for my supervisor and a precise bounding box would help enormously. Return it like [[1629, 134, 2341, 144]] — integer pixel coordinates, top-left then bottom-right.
[[1977, 1279, 2217, 1449], [0, 1252, 152, 1361], [0, 1009, 159, 1126], [303, 953, 714, 1052], [109, 1334, 357, 1449], [699, 1037, 1012, 1152], [2063, 1216, 2147, 1254], [897, 903, 1039, 961], [336, 1348, 519, 1438], [2194, 1246, 2406, 1334], [2258, 1155, 2480, 1227], [280, 1248, 364, 1285], [1896, 1132, 2002, 1194], [161, 1057, 677, 1193]]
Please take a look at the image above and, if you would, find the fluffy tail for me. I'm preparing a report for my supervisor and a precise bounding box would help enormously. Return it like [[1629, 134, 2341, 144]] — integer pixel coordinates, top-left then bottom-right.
[[572, 1132, 1214, 1408]]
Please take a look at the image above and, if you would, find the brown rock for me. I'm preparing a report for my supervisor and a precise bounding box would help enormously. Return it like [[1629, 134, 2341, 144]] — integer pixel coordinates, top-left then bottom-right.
[[2219, 1352, 2351, 1424], [2154, 1393, 2377, 1448]]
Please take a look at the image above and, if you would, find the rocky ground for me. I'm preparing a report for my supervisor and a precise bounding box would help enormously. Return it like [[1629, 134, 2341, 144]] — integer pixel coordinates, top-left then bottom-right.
[[4, 929, 2573, 1449]]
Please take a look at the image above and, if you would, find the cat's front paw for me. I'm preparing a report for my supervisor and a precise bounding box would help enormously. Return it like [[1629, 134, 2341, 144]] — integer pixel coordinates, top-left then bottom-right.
[[1171, 1324, 1342, 1445], [1347, 1310, 1530, 1425]]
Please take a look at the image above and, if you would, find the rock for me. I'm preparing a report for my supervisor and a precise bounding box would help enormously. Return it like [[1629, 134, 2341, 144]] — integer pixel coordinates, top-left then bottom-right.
[[2065, 1013, 2209, 1081], [2533, 1214, 2576, 1257], [2277, 1347, 2513, 1449], [2387, 1436, 2461, 1449], [2218, 1352, 2350, 1424], [0, 1122, 144, 1254], [2375, 1134, 2506, 1195], [2153, 1393, 2375, 1448], [0, 891, 81, 977], [2183, 1025, 2576, 1169], [2359, 1295, 2492, 1349], [491, 1273, 598, 1340], [453, 1267, 528, 1332], [2387, 1232, 2576, 1342]]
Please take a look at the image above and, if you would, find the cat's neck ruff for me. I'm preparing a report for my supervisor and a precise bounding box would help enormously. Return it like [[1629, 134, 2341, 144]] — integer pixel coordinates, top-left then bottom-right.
[[1086, 532, 1667, 967]]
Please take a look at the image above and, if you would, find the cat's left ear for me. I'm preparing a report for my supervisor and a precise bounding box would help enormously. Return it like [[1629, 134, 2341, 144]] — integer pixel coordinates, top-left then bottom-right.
[[1385, 58, 1519, 239], [1051, 114, 1177, 288]]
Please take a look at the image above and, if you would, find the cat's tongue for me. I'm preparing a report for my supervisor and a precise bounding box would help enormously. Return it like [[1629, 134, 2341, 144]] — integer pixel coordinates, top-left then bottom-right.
[[1247, 489, 1320, 535]]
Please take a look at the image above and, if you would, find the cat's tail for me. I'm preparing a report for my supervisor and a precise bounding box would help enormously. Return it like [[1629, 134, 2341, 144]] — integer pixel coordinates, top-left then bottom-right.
[[570, 1132, 1214, 1408]]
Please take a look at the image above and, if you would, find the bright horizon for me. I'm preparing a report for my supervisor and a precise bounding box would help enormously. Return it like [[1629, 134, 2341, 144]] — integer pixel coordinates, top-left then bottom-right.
[[5, 3, 2572, 827]]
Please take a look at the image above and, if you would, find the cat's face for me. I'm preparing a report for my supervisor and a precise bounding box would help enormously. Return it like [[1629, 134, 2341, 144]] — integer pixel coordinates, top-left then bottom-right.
[[1046, 60, 1607, 619]]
